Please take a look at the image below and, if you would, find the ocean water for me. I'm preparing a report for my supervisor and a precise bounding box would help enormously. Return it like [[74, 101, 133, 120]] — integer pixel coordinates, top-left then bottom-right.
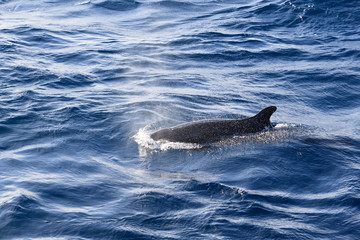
[[1, 0, 360, 239]]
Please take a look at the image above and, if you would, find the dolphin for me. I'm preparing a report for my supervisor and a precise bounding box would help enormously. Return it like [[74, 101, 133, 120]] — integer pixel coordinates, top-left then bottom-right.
[[150, 106, 277, 144]]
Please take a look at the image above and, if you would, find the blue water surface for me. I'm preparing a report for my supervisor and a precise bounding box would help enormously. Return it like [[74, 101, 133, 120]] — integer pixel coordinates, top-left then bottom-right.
[[1, 0, 360, 239]]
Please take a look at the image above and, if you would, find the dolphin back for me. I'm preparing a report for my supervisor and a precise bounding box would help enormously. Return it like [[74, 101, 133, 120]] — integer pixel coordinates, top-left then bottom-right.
[[150, 106, 277, 144]]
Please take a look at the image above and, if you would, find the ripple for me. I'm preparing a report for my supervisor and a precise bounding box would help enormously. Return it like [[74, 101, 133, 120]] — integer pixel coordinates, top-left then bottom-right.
[[183, 180, 245, 200], [129, 190, 203, 215], [93, 0, 140, 11]]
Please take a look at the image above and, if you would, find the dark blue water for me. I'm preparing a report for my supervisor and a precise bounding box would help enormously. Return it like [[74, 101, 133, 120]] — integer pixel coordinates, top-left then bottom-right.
[[1, 0, 360, 239]]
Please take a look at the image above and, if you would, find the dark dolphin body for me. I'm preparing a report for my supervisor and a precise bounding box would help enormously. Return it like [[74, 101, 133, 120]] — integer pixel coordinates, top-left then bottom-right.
[[151, 106, 277, 144]]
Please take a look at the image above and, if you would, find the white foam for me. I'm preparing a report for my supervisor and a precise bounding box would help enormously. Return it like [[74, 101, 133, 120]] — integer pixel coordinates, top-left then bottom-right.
[[274, 123, 297, 129]]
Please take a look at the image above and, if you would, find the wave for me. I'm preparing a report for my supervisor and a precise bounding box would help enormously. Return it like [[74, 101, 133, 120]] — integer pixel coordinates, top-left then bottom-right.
[[93, 0, 140, 11]]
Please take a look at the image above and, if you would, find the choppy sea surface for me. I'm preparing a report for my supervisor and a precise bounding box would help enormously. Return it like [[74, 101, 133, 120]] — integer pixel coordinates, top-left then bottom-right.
[[1, 0, 360, 239]]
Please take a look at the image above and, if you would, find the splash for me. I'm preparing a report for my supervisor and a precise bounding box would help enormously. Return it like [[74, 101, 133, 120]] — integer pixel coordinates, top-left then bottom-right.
[[218, 123, 303, 145]]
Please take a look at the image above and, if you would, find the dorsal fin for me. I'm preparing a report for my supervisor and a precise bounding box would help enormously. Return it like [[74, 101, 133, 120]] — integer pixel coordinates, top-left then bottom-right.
[[254, 106, 277, 124]]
